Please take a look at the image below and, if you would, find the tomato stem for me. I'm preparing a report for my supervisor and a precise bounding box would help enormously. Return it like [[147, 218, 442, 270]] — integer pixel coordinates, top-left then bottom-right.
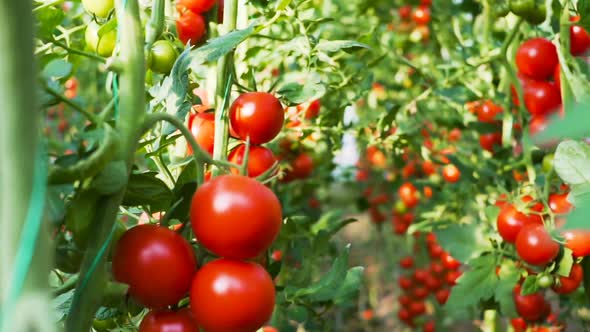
[[145, 0, 164, 49]]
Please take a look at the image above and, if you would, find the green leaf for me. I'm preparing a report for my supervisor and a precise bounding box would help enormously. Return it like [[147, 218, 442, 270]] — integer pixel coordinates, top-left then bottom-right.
[[122, 172, 173, 211], [95, 307, 121, 320], [554, 140, 590, 185], [91, 161, 128, 195], [568, 183, 590, 206], [445, 255, 498, 312], [533, 103, 590, 143], [52, 289, 75, 322], [35, 5, 64, 39], [190, 25, 256, 67], [276, 0, 293, 10], [315, 40, 370, 53], [311, 210, 356, 236], [520, 275, 538, 295], [555, 248, 574, 277], [277, 81, 326, 106], [161, 48, 193, 136], [42, 59, 72, 80], [562, 202, 590, 230], [494, 267, 520, 317], [287, 305, 308, 323], [434, 223, 481, 262], [332, 266, 365, 304]]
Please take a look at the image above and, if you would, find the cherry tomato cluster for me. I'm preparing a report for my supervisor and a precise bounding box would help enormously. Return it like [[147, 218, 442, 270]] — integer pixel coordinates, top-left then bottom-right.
[[395, 0, 432, 43], [397, 233, 462, 330]]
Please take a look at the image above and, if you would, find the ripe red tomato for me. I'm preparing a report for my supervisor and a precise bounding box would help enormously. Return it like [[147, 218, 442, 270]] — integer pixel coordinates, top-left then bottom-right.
[[176, 11, 206, 45], [283, 153, 314, 181], [529, 116, 548, 136], [139, 308, 199, 332], [228, 144, 276, 177], [190, 259, 275, 332], [413, 269, 429, 283], [477, 101, 503, 123], [563, 229, 590, 257], [423, 320, 436, 332], [296, 99, 321, 119], [513, 284, 549, 322], [554, 64, 561, 90], [425, 275, 442, 291], [176, 0, 216, 14], [229, 92, 284, 144], [398, 294, 412, 306], [548, 192, 573, 214], [479, 132, 502, 152], [435, 289, 450, 305], [441, 253, 461, 270], [188, 112, 215, 155], [400, 256, 414, 269], [516, 38, 558, 80], [398, 308, 412, 324], [190, 175, 282, 259], [523, 80, 561, 116], [399, 182, 419, 208], [496, 202, 542, 243], [399, 276, 413, 290], [409, 301, 426, 316], [515, 224, 559, 266], [412, 6, 431, 25], [442, 164, 461, 183], [429, 261, 445, 275], [112, 224, 197, 308], [511, 317, 527, 332], [570, 25, 590, 55], [553, 263, 583, 294], [399, 5, 412, 20], [412, 286, 430, 299]]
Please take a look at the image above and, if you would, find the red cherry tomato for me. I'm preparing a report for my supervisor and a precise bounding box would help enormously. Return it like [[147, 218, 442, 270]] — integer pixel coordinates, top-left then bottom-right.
[[549, 192, 573, 214], [400, 256, 414, 269], [515, 224, 559, 266], [553, 263, 583, 294], [176, 11, 206, 45], [283, 152, 314, 181], [412, 286, 429, 300], [398, 308, 413, 324], [398, 294, 412, 306], [190, 259, 275, 332], [435, 289, 450, 305], [112, 224, 197, 308], [516, 38, 558, 80], [479, 132, 502, 152], [413, 269, 429, 284], [570, 25, 590, 55], [139, 308, 199, 332], [399, 182, 419, 208], [399, 5, 412, 20], [442, 164, 461, 183], [523, 80, 561, 116], [412, 6, 431, 25], [229, 92, 284, 144], [477, 100, 503, 123], [228, 144, 277, 177], [188, 112, 215, 155], [190, 175, 282, 259], [399, 276, 413, 290], [496, 202, 543, 243], [513, 284, 549, 322], [529, 116, 548, 136], [409, 301, 426, 316], [296, 99, 321, 119], [425, 275, 443, 291], [441, 253, 461, 270], [511, 317, 527, 332], [563, 229, 590, 257], [423, 320, 436, 332], [176, 0, 216, 14]]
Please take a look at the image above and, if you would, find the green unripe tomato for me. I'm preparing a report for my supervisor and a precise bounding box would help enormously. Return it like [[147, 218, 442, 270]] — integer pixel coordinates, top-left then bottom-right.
[[82, 0, 114, 18], [149, 40, 179, 74], [509, 0, 534, 17], [510, 0, 546, 25], [542, 153, 554, 173], [537, 273, 554, 288], [85, 21, 117, 57], [495, 0, 510, 17], [524, 3, 546, 25]]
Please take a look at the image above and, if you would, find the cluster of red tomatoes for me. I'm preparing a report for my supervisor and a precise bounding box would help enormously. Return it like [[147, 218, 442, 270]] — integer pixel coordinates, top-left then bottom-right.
[[397, 233, 461, 331], [112, 173, 282, 332], [176, 0, 221, 45], [395, 0, 432, 42]]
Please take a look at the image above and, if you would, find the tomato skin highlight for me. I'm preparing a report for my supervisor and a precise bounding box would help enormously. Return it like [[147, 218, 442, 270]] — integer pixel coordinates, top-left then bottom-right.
[[442, 164, 460, 183], [139, 308, 199, 332], [229, 92, 284, 144], [398, 182, 419, 208], [228, 144, 276, 177], [563, 229, 590, 257], [553, 263, 583, 294], [479, 132, 502, 152], [412, 6, 431, 25], [570, 25, 590, 55], [496, 200, 543, 243], [176, 11, 206, 45], [515, 224, 559, 266], [516, 38, 558, 80], [190, 259, 275, 332], [190, 175, 282, 259], [112, 224, 197, 308], [548, 192, 573, 214], [188, 112, 215, 155]]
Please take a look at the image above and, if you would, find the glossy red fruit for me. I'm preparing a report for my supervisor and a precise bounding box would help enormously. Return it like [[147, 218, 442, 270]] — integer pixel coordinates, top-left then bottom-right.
[[139, 308, 199, 332], [513, 284, 549, 322], [549, 192, 573, 214], [399, 276, 413, 290], [229, 92, 284, 144], [398, 294, 412, 306], [516, 38, 558, 80], [412, 286, 430, 300], [511, 317, 527, 332], [442, 164, 461, 183], [413, 269, 429, 284], [570, 25, 590, 55], [399, 5, 412, 20], [563, 229, 590, 257], [176, 11, 206, 45], [553, 263, 583, 294], [398, 309, 412, 324], [412, 6, 431, 25], [479, 132, 502, 152], [446, 270, 462, 286], [190, 175, 282, 259], [409, 301, 426, 316], [477, 101, 503, 123], [423, 320, 435, 332], [190, 259, 275, 332], [296, 99, 321, 119], [425, 275, 443, 291], [399, 182, 419, 208], [496, 203, 542, 243], [529, 116, 548, 136], [400, 256, 414, 269], [515, 224, 559, 266], [435, 289, 450, 305], [284, 153, 314, 181], [188, 112, 215, 155], [112, 225, 197, 308], [523, 81, 561, 116], [176, 0, 216, 14], [441, 253, 461, 270], [228, 144, 276, 177]]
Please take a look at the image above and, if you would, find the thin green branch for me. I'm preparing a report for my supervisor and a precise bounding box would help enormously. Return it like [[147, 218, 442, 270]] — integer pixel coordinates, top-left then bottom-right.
[[50, 39, 107, 63], [43, 83, 98, 124]]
